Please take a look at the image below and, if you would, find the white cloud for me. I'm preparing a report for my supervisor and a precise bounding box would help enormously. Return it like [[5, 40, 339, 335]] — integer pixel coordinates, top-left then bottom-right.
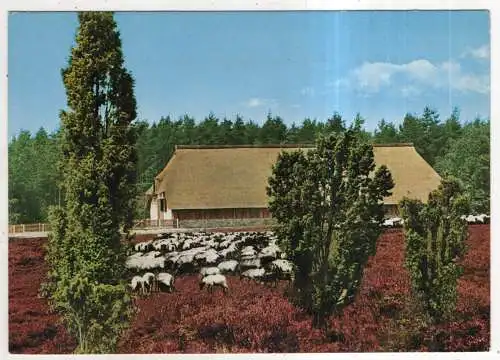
[[243, 97, 277, 108], [352, 62, 399, 92], [300, 86, 315, 97], [461, 44, 490, 60], [400, 85, 421, 98], [333, 58, 489, 96], [245, 98, 264, 107]]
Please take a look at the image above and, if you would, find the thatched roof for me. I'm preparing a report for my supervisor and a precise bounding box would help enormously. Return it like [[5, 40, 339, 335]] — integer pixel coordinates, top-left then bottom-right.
[[153, 144, 441, 210]]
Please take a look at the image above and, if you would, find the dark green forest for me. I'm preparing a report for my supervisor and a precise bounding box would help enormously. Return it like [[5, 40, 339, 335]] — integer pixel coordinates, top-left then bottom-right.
[[8, 106, 490, 224]]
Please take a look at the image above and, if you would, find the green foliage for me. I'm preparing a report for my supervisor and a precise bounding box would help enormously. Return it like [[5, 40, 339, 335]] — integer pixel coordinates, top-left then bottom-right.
[[8, 198, 21, 224], [42, 11, 137, 353], [373, 119, 400, 144], [434, 120, 490, 213], [8, 106, 489, 224], [259, 112, 288, 144], [8, 128, 60, 223], [54, 276, 132, 354], [399, 178, 469, 324], [267, 128, 394, 329]]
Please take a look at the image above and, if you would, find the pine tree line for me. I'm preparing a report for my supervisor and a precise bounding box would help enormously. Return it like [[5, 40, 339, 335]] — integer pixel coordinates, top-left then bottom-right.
[[8, 108, 490, 224]]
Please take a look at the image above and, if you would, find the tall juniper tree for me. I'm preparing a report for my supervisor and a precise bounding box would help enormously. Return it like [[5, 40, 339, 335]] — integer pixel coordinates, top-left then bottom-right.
[[267, 128, 394, 330], [41, 12, 138, 353]]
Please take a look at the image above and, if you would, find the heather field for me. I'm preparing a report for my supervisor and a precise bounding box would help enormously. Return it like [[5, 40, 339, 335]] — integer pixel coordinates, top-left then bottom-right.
[[8, 225, 490, 354]]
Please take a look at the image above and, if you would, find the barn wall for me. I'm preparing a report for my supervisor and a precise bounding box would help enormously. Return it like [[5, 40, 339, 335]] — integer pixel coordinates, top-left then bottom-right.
[[172, 204, 398, 228], [174, 208, 271, 221], [173, 207, 272, 228], [173, 205, 397, 221], [149, 198, 159, 220]]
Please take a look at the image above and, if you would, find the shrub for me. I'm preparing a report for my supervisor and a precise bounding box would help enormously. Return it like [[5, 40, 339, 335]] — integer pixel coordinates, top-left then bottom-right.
[[399, 177, 469, 324]]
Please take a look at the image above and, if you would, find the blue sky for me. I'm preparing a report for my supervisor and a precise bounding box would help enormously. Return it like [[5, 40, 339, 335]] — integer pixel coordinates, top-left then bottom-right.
[[8, 10, 490, 138]]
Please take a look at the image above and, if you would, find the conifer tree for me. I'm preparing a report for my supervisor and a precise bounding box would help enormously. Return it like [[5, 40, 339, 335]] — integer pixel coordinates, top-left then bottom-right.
[[41, 12, 137, 353], [399, 178, 469, 324], [267, 128, 394, 330]]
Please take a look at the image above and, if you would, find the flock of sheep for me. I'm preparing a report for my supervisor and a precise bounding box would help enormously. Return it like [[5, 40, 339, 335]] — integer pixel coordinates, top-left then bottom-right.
[[383, 214, 490, 228], [126, 231, 293, 296], [126, 214, 489, 296]]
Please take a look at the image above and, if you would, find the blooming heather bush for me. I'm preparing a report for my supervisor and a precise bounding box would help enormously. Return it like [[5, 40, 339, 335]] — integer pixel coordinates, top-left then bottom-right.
[[9, 238, 76, 354], [10, 226, 489, 353]]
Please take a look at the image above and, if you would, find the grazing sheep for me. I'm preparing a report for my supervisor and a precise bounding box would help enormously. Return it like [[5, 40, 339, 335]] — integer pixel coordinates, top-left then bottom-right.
[[204, 239, 217, 248], [165, 252, 180, 269], [465, 214, 477, 224], [240, 257, 261, 271], [261, 271, 280, 287], [232, 239, 245, 250], [259, 244, 281, 261], [126, 253, 166, 272], [175, 253, 197, 274], [134, 240, 153, 252], [241, 246, 257, 258], [383, 217, 402, 228], [218, 238, 234, 250], [199, 274, 228, 294], [270, 259, 293, 273], [476, 214, 490, 224], [154, 239, 177, 252], [145, 250, 162, 258], [130, 275, 146, 295], [217, 260, 239, 274], [240, 268, 265, 281], [194, 249, 220, 267], [269, 259, 294, 282], [200, 266, 221, 277], [182, 239, 195, 250], [219, 243, 237, 259], [142, 272, 157, 294], [156, 272, 175, 293]]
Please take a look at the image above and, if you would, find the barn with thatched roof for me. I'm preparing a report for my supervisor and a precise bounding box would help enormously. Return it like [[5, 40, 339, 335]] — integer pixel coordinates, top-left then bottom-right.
[[146, 144, 441, 225]]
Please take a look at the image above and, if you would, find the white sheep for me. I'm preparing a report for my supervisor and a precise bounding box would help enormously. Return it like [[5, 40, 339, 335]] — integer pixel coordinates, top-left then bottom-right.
[[240, 268, 265, 281], [219, 243, 237, 258], [154, 239, 177, 252], [142, 272, 157, 294], [137, 240, 154, 252], [203, 239, 217, 248], [217, 260, 239, 274], [145, 250, 162, 258], [476, 214, 489, 223], [218, 238, 234, 250], [200, 266, 221, 277], [182, 239, 195, 250], [269, 259, 294, 283], [383, 218, 394, 227], [130, 275, 146, 295], [240, 257, 261, 271], [199, 274, 228, 293], [259, 244, 281, 260], [156, 272, 175, 293], [126, 253, 166, 272], [241, 246, 257, 257], [465, 214, 477, 224], [195, 249, 220, 266], [270, 259, 293, 273]]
